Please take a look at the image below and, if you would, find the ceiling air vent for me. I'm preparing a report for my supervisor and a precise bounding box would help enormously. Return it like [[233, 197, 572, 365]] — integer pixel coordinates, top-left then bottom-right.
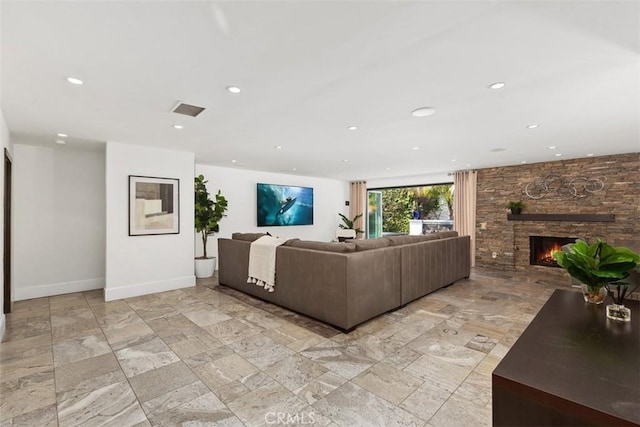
[[172, 102, 206, 117]]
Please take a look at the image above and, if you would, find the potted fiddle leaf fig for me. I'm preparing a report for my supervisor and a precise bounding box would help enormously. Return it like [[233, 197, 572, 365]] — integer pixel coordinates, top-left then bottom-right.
[[552, 239, 640, 304], [195, 174, 228, 278]]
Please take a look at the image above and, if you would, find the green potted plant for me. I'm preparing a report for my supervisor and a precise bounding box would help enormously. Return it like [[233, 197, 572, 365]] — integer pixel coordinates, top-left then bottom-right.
[[552, 239, 640, 305], [338, 213, 364, 240], [506, 201, 526, 215], [195, 174, 228, 278]]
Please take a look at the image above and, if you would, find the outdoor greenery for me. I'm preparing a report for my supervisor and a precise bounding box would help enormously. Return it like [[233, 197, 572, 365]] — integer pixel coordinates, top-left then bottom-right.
[[381, 184, 454, 233], [413, 185, 454, 220], [381, 188, 414, 233], [439, 185, 454, 219]]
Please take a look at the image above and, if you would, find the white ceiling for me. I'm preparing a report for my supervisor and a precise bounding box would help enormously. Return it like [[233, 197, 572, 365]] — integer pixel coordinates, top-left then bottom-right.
[[2, 1, 639, 181]]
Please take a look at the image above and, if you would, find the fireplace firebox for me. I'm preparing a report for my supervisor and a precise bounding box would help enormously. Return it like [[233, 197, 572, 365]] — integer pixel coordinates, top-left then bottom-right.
[[530, 236, 578, 268]]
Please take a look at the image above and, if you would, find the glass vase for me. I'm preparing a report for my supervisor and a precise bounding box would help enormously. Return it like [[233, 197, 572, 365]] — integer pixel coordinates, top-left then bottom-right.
[[580, 284, 607, 304]]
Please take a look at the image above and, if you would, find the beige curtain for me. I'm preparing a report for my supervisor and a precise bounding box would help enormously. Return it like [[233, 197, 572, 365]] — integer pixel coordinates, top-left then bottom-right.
[[349, 181, 367, 238], [453, 171, 477, 267]]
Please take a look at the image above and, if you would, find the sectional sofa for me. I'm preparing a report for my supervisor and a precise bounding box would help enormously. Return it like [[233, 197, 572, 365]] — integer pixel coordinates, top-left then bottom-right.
[[217, 231, 470, 331]]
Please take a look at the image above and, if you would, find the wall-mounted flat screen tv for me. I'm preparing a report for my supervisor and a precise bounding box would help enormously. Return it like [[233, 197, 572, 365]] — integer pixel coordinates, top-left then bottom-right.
[[257, 183, 314, 226]]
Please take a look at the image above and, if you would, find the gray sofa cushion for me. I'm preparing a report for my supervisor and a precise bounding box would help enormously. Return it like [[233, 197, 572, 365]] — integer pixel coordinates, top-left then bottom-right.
[[355, 238, 392, 252], [232, 232, 269, 242], [386, 231, 458, 246], [386, 234, 436, 246], [436, 230, 459, 239], [385, 235, 419, 246], [282, 238, 301, 246], [285, 240, 356, 253]]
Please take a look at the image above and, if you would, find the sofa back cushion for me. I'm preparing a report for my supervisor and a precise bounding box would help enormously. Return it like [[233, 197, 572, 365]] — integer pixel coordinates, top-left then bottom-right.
[[386, 231, 458, 246], [354, 238, 392, 252], [285, 239, 356, 253], [232, 232, 269, 242], [436, 230, 458, 239], [386, 235, 435, 246]]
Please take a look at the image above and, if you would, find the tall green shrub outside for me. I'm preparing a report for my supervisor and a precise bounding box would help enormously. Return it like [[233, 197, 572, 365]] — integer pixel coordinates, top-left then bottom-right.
[[381, 188, 414, 233]]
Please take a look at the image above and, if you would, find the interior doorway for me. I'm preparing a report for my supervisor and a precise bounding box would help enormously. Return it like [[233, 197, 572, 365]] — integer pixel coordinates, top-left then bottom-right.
[[4, 148, 12, 314]]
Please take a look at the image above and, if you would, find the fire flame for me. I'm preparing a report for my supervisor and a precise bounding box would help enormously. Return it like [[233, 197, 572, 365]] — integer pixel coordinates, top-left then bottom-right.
[[531, 237, 575, 268], [538, 243, 563, 264]]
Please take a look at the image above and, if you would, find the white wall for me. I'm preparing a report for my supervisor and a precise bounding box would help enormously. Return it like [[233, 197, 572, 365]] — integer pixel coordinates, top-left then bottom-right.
[[195, 165, 350, 264], [105, 142, 194, 300], [367, 171, 452, 189], [0, 109, 12, 341], [13, 143, 106, 300], [0, 1, 7, 342]]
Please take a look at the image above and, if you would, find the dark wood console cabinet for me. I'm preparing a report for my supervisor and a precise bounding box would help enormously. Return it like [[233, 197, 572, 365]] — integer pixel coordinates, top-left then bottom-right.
[[492, 290, 640, 426]]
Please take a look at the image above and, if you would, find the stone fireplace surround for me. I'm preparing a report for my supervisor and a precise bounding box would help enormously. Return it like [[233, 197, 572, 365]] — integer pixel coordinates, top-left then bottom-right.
[[475, 152, 639, 278]]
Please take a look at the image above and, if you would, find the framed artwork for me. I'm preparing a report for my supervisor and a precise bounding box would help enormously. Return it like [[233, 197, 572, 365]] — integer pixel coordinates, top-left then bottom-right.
[[129, 175, 179, 236], [256, 183, 314, 226]]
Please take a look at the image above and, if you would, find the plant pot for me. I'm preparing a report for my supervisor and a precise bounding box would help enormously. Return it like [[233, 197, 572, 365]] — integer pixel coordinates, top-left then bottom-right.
[[195, 257, 216, 279], [510, 208, 522, 215], [580, 284, 607, 304]]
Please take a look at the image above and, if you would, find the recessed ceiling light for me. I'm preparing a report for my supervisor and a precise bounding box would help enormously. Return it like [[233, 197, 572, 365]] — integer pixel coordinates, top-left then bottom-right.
[[57, 133, 68, 138], [274, 145, 282, 149], [292, 168, 297, 171], [521, 160, 527, 164], [173, 124, 183, 129], [466, 164, 471, 167], [226, 86, 241, 94], [548, 146, 556, 150], [527, 124, 539, 129], [587, 153, 594, 157], [412, 147, 420, 151], [411, 107, 436, 117], [66, 77, 84, 85], [555, 153, 562, 157], [386, 167, 391, 171], [347, 126, 358, 131], [231, 160, 237, 163], [54, 139, 66, 145], [489, 82, 506, 90], [451, 159, 457, 162], [343, 159, 349, 163], [490, 148, 506, 152]]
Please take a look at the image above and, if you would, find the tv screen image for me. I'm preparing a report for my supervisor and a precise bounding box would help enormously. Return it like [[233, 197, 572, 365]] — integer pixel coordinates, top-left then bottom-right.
[[257, 183, 314, 226]]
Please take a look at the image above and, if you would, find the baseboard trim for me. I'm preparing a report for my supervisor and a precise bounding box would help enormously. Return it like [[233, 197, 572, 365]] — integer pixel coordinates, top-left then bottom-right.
[[0, 314, 5, 342], [14, 278, 105, 301], [104, 276, 195, 301]]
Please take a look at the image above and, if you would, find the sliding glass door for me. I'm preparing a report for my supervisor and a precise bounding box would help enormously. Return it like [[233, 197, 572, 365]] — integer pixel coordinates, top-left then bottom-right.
[[367, 191, 382, 239]]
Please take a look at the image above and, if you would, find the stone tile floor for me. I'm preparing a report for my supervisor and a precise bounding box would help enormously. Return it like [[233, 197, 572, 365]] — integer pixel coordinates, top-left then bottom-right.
[[0, 268, 570, 426]]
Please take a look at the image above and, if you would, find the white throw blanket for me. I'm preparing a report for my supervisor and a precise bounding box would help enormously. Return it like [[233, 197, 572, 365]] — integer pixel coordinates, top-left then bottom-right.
[[247, 236, 285, 292]]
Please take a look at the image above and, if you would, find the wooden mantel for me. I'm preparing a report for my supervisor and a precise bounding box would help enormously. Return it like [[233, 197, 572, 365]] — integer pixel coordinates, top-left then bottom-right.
[[507, 213, 615, 222]]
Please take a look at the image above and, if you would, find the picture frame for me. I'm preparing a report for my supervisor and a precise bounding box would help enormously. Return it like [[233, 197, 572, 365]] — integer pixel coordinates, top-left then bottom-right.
[[129, 175, 180, 236], [256, 183, 314, 226]]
